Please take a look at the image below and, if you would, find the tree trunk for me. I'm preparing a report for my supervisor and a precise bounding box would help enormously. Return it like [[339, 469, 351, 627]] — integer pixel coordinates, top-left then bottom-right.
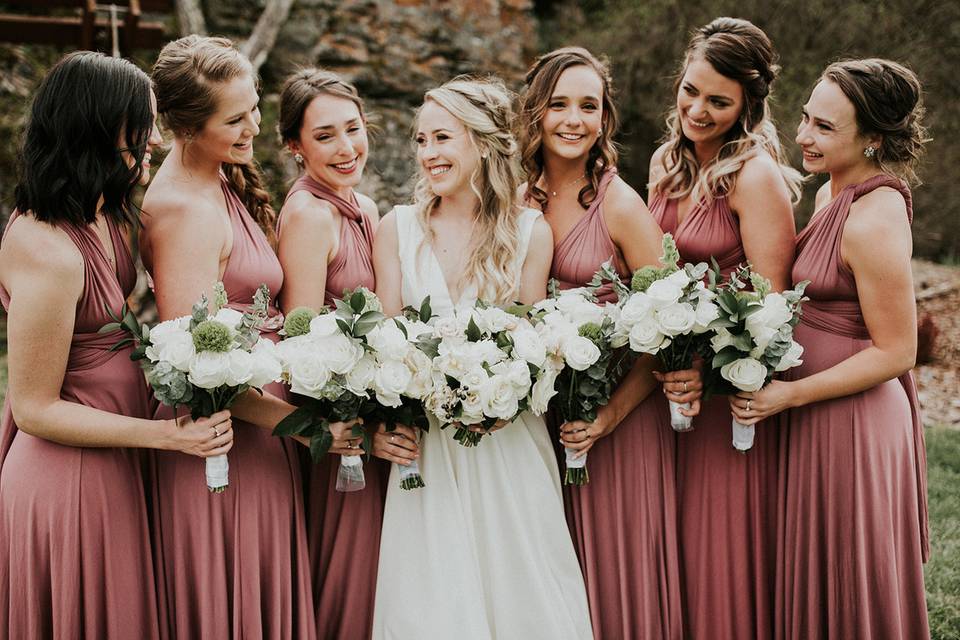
[[240, 0, 295, 73], [176, 0, 207, 36]]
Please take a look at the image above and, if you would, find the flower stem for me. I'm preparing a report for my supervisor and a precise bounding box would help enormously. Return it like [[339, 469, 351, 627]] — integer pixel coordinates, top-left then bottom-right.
[[564, 467, 589, 486], [453, 427, 483, 447]]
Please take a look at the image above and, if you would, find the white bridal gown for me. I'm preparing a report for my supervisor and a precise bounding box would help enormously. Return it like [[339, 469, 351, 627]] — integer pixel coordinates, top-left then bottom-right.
[[373, 205, 592, 640]]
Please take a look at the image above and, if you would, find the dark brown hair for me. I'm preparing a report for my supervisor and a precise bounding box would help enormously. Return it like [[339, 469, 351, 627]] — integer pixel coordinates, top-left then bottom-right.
[[517, 46, 619, 211], [822, 58, 928, 185], [278, 68, 367, 147], [151, 35, 276, 244]]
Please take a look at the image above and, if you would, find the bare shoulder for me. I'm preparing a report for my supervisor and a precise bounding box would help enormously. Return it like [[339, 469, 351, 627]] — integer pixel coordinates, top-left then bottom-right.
[[142, 181, 224, 235], [356, 192, 380, 220], [280, 190, 338, 234], [375, 207, 399, 241], [734, 152, 789, 194], [0, 215, 84, 289], [847, 187, 910, 238], [528, 213, 554, 247], [814, 180, 832, 210], [648, 142, 671, 184], [603, 175, 649, 223]]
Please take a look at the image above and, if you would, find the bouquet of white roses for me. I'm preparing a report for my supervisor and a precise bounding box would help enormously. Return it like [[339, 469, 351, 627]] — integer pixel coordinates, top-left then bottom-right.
[[425, 302, 548, 447], [530, 287, 626, 486], [361, 297, 437, 490], [612, 234, 720, 432], [706, 265, 808, 451], [273, 287, 384, 492], [103, 282, 283, 492]]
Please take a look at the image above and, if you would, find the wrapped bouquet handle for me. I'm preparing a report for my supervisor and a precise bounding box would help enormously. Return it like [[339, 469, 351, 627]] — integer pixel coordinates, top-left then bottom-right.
[[668, 400, 694, 432]]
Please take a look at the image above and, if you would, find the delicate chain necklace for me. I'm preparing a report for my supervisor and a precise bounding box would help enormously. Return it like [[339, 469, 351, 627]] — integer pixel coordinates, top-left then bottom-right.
[[547, 173, 586, 197]]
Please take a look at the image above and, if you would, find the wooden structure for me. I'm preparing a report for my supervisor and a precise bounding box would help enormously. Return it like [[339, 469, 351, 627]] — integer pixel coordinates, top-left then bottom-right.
[[0, 1, 171, 55]]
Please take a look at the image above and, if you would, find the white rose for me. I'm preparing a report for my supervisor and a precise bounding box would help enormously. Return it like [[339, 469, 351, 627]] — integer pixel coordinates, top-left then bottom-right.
[[288, 350, 332, 397], [480, 375, 520, 420], [562, 335, 602, 371], [432, 315, 466, 341], [188, 351, 231, 389], [619, 293, 654, 328], [746, 293, 793, 332], [436, 341, 474, 379], [309, 313, 340, 338], [657, 302, 697, 337], [150, 331, 196, 371], [533, 298, 558, 313], [693, 299, 721, 333], [646, 278, 684, 309], [664, 268, 691, 288], [491, 359, 532, 395], [510, 327, 547, 368], [223, 349, 254, 387], [710, 327, 735, 353], [774, 340, 804, 372], [530, 358, 562, 415], [213, 307, 244, 330], [367, 322, 410, 361], [375, 359, 412, 407], [147, 317, 189, 348], [720, 357, 769, 392], [343, 353, 377, 395], [316, 333, 365, 375], [476, 307, 516, 334], [458, 389, 486, 424], [749, 325, 778, 353], [556, 293, 602, 323], [473, 339, 506, 366], [629, 316, 671, 354], [404, 348, 435, 399], [248, 339, 283, 388]]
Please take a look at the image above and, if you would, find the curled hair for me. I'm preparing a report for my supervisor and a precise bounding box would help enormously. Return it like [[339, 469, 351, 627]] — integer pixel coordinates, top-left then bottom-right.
[[14, 51, 152, 228], [517, 46, 619, 210], [152, 35, 276, 244], [414, 76, 523, 303], [653, 17, 802, 204], [822, 58, 929, 185], [278, 67, 368, 147]]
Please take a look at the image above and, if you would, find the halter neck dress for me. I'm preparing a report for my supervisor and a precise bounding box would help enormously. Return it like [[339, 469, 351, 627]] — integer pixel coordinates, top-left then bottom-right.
[[147, 176, 314, 639], [279, 174, 386, 640], [775, 174, 928, 639], [0, 212, 160, 638], [550, 169, 683, 639], [650, 188, 780, 640]]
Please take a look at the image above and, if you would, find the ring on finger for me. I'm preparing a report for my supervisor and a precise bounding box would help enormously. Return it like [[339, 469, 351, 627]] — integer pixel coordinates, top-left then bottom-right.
[[746, 400, 752, 412], [683, 381, 688, 392], [213, 426, 221, 437]]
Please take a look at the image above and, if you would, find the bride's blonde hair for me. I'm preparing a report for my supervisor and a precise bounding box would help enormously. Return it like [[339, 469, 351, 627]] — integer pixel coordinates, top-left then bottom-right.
[[652, 18, 802, 204], [414, 76, 523, 303]]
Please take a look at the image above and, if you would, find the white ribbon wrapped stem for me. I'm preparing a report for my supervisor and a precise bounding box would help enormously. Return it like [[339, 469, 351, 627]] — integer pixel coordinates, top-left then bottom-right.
[[668, 400, 694, 432], [336, 454, 366, 492], [731, 418, 755, 452], [206, 454, 229, 492]]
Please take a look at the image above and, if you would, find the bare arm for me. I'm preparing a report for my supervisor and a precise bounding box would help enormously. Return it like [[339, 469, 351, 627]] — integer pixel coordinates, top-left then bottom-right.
[[729, 155, 797, 291], [373, 210, 403, 317], [1, 217, 230, 453], [733, 188, 916, 422], [277, 193, 337, 313], [517, 216, 553, 305]]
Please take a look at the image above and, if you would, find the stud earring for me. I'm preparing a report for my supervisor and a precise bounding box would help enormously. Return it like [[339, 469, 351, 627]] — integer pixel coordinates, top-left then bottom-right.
[[863, 146, 877, 158], [294, 152, 304, 165], [597, 128, 603, 136]]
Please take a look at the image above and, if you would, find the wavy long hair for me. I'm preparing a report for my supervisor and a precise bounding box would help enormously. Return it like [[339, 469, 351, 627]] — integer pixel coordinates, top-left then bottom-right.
[[517, 46, 619, 210], [151, 35, 277, 244], [14, 51, 152, 228], [414, 77, 523, 303], [652, 17, 802, 204], [278, 67, 368, 149]]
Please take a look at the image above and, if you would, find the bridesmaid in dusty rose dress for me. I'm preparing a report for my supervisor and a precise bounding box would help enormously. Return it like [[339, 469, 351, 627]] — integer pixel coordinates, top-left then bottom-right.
[[732, 59, 930, 640], [647, 19, 802, 639], [0, 52, 231, 638], [143, 36, 314, 638], [517, 47, 690, 639], [276, 68, 390, 640]]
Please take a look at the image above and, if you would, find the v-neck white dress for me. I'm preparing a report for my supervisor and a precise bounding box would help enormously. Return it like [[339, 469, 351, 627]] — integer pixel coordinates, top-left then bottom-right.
[[372, 205, 592, 640]]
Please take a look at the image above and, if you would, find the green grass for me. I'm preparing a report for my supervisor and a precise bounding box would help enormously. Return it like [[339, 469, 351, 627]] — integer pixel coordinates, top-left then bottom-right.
[[926, 426, 960, 639]]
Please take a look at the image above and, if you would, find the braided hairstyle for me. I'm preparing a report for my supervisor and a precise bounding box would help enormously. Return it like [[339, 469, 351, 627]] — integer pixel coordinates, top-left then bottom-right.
[[152, 35, 276, 244]]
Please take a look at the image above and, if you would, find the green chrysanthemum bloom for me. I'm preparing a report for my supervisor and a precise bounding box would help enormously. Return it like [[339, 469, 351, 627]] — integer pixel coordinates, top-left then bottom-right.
[[578, 322, 604, 344], [283, 306, 318, 337], [192, 320, 233, 353], [631, 266, 661, 292]]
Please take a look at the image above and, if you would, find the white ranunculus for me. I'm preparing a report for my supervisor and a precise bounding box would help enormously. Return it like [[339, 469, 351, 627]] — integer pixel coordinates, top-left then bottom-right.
[[213, 307, 244, 330], [510, 327, 547, 368], [188, 351, 231, 389], [693, 300, 721, 333], [629, 316, 671, 354], [368, 322, 411, 361], [530, 359, 562, 415], [375, 359, 412, 407], [480, 375, 520, 420], [248, 339, 283, 388], [150, 331, 196, 371], [562, 335, 602, 371], [774, 340, 805, 372], [223, 349, 254, 387], [317, 333, 365, 375], [646, 278, 684, 309], [288, 351, 332, 397], [343, 353, 377, 395], [657, 302, 697, 337], [309, 313, 340, 338], [710, 328, 735, 353], [720, 357, 768, 392]]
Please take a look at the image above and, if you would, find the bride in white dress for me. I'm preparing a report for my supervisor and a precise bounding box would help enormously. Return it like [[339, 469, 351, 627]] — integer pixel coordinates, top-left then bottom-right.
[[370, 77, 592, 639]]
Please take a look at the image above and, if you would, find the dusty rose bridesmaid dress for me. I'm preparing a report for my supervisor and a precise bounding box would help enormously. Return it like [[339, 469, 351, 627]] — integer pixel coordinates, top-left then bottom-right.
[[649, 190, 779, 639], [776, 174, 929, 639], [0, 213, 160, 638], [280, 173, 387, 640], [148, 177, 314, 639], [551, 169, 683, 639]]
